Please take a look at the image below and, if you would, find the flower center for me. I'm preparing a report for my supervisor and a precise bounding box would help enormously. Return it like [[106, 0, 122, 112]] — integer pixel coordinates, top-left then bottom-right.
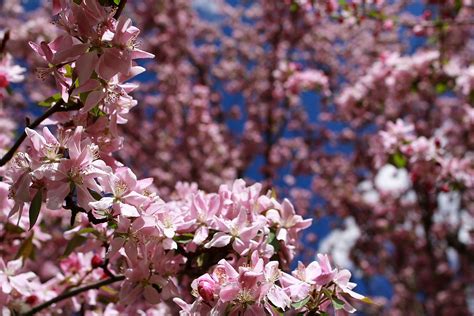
[[237, 288, 255, 305], [68, 168, 83, 185], [114, 180, 128, 198]]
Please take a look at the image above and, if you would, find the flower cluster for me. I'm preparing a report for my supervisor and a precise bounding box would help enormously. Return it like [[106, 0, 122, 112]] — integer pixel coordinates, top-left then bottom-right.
[[175, 252, 364, 315], [4, 0, 473, 314], [29, 0, 153, 136], [336, 51, 441, 124], [103, 178, 314, 306], [2, 159, 367, 315], [377, 118, 473, 191], [274, 61, 330, 102], [0, 52, 25, 101], [0, 2, 367, 314]]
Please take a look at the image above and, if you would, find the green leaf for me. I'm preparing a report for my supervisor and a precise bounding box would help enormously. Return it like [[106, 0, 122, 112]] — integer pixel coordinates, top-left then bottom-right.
[[367, 10, 385, 20], [361, 296, 376, 305], [79, 91, 89, 104], [29, 190, 43, 230], [77, 227, 102, 240], [268, 304, 284, 316], [410, 80, 419, 92], [5, 222, 25, 234], [322, 288, 333, 298], [64, 64, 74, 78], [15, 233, 35, 260], [196, 253, 207, 268], [268, 229, 281, 253], [63, 235, 87, 256], [88, 189, 103, 201], [454, 0, 463, 13], [390, 152, 407, 168], [270, 188, 278, 199], [268, 231, 276, 244], [107, 221, 118, 230], [77, 227, 97, 235], [332, 296, 345, 310], [38, 93, 61, 107], [435, 82, 447, 94], [291, 296, 310, 309], [174, 233, 194, 244], [290, 3, 299, 12], [113, 0, 120, 5], [90, 105, 106, 117], [322, 288, 346, 310], [6, 86, 13, 95]]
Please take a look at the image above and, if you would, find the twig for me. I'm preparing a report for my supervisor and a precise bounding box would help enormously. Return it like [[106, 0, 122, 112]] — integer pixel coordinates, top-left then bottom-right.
[[22, 275, 125, 316], [0, 100, 66, 166], [113, 0, 127, 20], [0, 30, 10, 54], [64, 195, 108, 226], [0, 77, 83, 167]]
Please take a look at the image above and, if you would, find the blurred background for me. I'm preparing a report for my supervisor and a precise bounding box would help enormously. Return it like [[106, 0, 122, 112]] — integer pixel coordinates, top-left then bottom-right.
[[1, 0, 473, 314]]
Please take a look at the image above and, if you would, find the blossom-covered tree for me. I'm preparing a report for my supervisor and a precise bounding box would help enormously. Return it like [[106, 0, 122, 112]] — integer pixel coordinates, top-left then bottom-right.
[[0, 0, 371, 315], [116, 1, 474, 313], [0, 0, 472, 315], [122, 0, 473, 314]]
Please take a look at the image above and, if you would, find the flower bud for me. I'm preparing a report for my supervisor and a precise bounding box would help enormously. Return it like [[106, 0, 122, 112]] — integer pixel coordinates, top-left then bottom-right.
[[26, 295, 38, 305], [0, 74, 8, 88], [91, 254, 104, 269], [197, 279, 215, 302]]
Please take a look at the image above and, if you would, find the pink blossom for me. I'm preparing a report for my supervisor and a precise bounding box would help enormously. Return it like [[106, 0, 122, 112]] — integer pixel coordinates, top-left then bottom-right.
[[205, 208, 265, 255], [265, 198, 312, 245], [0, 53, 25, 87], [0, 258, 37, 296]]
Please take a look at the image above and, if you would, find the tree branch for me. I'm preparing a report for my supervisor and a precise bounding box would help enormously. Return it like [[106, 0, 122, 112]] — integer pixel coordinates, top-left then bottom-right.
[[0, 100, 66, 166], [22, 275, 125, 316], [113, 0, 127, 20], [64, 194, 108, 226], [0, 30, 10, 55]]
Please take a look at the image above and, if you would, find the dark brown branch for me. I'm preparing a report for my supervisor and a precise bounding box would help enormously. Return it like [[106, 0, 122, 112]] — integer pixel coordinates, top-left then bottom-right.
[[64, 195, 108, 226], [446, 233, 474, 262], [113, 0, 127, 20], [0, 100, 67, 166], [0, 30, 10, 54], [100, 258, 116, 278], [22, 275, 125, 316]]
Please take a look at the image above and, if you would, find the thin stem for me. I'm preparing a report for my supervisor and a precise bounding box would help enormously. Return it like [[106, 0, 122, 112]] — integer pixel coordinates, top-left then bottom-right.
[[113, 0, 127, 20], [64, 194, 108, 226], [22, 275, 125, 316], [0, 100, 65, 166], [0, 78, 83, 167], [0, 30, 10, 55]]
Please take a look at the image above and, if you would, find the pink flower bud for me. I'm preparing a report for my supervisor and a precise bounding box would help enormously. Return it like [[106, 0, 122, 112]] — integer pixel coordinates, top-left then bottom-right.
[[440, 184, 450, 193], [413, 24, 426, 36], [197, 279, 215, 302], [422, 10, 432, 20], [26, 295, 38, 305], [383, 20, 394, 31], [91, 254, 104, 269], [0, 74, 8, 88]]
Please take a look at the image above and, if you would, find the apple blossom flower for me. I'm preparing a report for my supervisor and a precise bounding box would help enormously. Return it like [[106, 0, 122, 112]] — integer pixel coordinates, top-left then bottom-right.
[[29, 35, 88, 99], [205, 208, 265, 255], [0, 53, 25, 88], [89, 167, 146, 218], [0, 258, 37, 296], [265, 198, 312, 245]]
